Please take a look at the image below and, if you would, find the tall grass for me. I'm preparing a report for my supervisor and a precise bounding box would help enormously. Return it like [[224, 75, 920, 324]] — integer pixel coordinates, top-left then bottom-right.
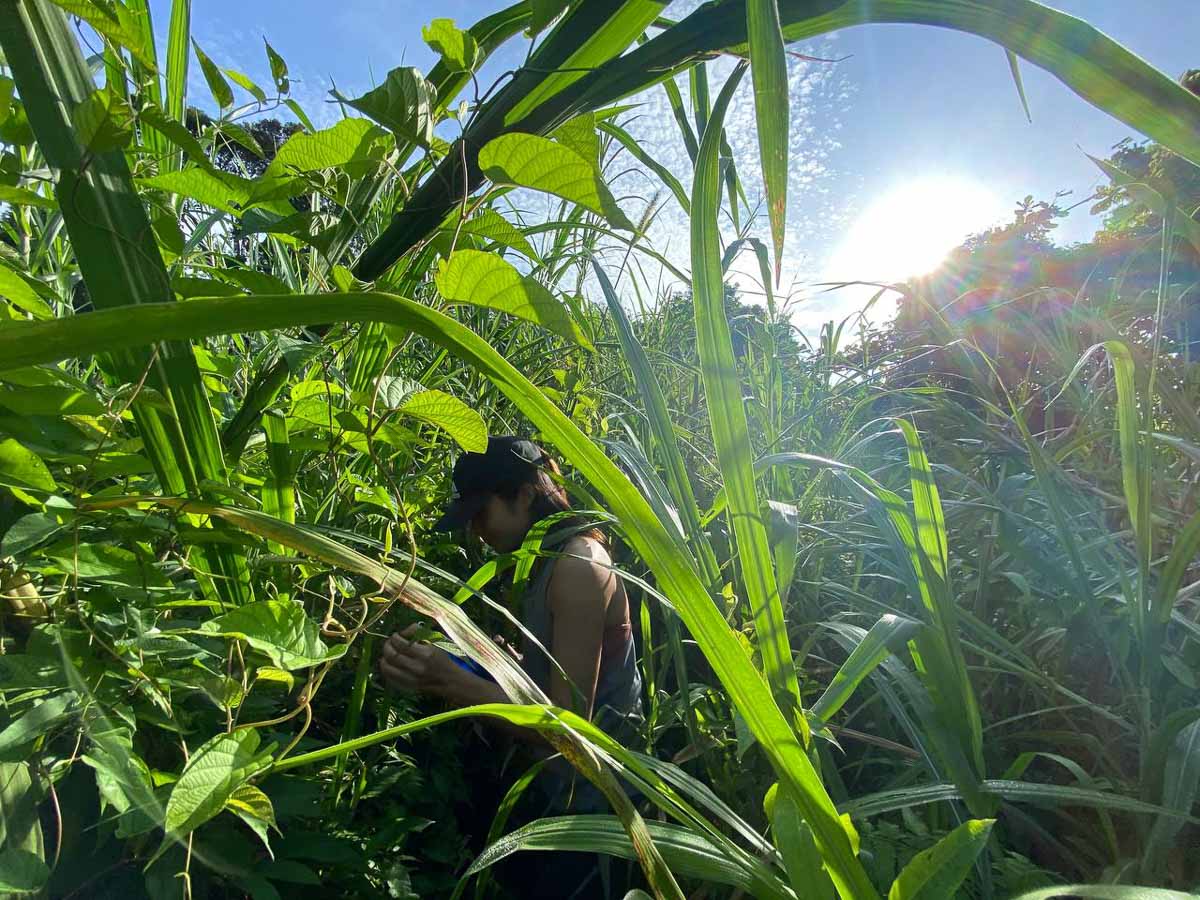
[[0, 1, 1198, 898]]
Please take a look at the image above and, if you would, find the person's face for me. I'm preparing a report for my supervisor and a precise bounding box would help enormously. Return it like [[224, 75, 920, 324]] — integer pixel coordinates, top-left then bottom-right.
[[469, 486, 534, 552]]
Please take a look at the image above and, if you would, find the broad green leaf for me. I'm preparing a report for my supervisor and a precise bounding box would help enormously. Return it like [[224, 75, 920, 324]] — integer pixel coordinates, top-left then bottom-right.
[[217, 120, 265, 158], [422, 18, 478, 73], [337, 66, 434, 147], [0, 185, 53, 209], [141, 166, 258, 214], [223, 68, 266, 103], [435, 249, 592, 348], [0, 438, 54, 493], [46, 542, 166, 585], [164, 727, 270, 837], [254, 667, 295, 690], [0, 694, 76, 761], [192, 39, 233, 110], [0, 762, 43, 859], [398, 389, 487, 453], [71, 87, 133, 153], [746, 0, 788, 281], [226, 783, 277, 857], [445, 208, 539, 261], [264, 39, 289, 94], [0, 384, 104, 415], [1, 512, 61, 556], [478, 133, 633, 231], [199, 600, 346, 670], [0, 267, 53, 319], [80, 724, 159, 836], [550, 112, 599, 168], [0, 848, 49, 895], [887, 819, 994, 900], [269, 117, 389, 174]]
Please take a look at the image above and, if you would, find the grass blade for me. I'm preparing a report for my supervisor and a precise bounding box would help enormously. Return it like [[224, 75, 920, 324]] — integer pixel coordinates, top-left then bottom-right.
[[746, 0, 788, 282], [164, 0, 191, 172], [592, 260, 719, 587], [691, 63, 803, 727], [887, 818, 994, 900]]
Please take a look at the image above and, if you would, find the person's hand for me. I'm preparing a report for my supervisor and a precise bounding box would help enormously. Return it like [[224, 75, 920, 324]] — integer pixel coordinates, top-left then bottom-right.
[[378, 623, 456, 696]]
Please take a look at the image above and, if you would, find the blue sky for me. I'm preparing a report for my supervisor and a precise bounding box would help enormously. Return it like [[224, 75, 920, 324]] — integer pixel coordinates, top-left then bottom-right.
[[153, 0, 1198, 332]]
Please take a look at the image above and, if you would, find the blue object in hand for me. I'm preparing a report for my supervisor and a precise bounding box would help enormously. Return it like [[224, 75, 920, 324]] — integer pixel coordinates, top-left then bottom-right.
[[449, 653, 495, 682]]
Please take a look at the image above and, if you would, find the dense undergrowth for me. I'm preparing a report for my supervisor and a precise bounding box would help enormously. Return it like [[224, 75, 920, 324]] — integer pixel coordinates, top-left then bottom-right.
[[0, 1, 1199, 898]]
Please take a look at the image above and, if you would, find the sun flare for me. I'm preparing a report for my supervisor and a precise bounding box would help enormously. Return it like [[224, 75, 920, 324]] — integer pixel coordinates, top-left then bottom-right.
[[827, 176, 1010, 284]]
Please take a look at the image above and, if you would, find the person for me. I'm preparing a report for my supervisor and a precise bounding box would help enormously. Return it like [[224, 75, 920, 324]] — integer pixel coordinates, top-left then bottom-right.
[[377, 436, 643, 899]]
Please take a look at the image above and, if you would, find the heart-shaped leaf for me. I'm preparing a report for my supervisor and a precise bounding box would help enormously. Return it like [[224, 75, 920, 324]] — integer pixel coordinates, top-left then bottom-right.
[[199, 600, 346, 670], [435, 250, 592, 348]]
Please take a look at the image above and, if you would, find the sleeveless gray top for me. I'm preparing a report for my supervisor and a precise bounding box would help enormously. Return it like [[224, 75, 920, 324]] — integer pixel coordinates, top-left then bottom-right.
[[518, 539, 643, 813]]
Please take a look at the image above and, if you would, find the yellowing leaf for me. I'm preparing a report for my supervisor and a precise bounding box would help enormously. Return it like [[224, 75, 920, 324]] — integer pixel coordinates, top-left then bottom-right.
[[434, 249, 592, 348], [478, 133, 632, 231], [398, 389, 487, 452]]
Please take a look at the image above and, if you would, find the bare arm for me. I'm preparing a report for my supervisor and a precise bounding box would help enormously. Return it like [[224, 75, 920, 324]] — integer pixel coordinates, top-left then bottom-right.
[[546, 545, 613, 719]]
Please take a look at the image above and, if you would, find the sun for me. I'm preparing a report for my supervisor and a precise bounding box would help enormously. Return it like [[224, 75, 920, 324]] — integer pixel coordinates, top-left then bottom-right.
[[826, 176, 1010, 284]]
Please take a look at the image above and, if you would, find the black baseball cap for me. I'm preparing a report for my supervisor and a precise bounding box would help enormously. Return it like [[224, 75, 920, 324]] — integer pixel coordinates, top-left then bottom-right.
[[432, 436, 547, 532]]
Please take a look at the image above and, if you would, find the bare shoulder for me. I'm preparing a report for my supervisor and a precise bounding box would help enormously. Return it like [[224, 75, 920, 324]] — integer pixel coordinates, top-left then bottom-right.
[[561, 535, 612, 566], [548, 536, 616, 610]]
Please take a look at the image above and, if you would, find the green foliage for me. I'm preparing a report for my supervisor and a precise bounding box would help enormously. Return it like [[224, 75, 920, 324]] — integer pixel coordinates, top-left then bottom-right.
[[0, 2, 1197, 899]]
